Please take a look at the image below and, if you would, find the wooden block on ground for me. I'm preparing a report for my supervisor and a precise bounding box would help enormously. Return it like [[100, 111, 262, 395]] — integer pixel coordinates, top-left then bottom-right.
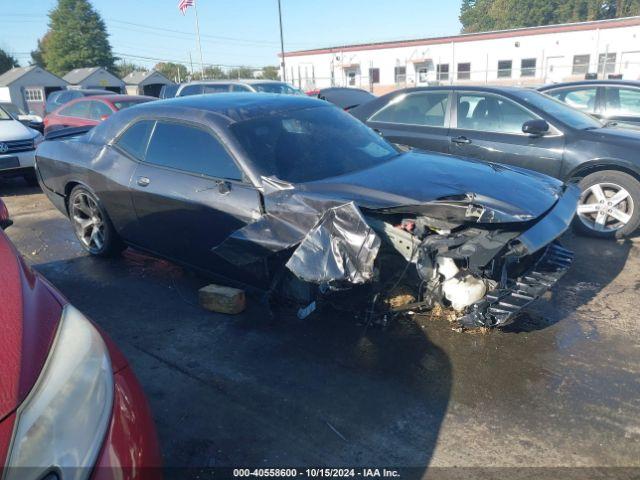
[[198, 284, 246, 314]]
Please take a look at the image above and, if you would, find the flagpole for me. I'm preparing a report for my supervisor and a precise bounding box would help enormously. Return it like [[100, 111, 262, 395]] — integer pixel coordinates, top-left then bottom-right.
[[193, 0, 205, 79], [277, 0, 286, 82]]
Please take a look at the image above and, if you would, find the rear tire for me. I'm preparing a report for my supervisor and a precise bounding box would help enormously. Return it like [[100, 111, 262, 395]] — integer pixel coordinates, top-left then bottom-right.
[[572, 170, 640, 239], [68, 185, 124, 257]]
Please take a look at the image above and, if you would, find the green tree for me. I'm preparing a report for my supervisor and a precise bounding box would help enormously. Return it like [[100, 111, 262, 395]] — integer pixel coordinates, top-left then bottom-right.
[[42, 0, 115, 76], [460, 0, 640, 32], [0, 49, 19, 75], [154, 62, 189, 82], [114, 61, 145, 78], [30, 32, 51, 67], [226, 66, 257, 80], [194, 65, 227, 80], [259, 66, 280, 80]]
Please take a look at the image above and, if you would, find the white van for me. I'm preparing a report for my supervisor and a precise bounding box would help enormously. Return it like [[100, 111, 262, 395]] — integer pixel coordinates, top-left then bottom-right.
[[0, 104, 43, 185]]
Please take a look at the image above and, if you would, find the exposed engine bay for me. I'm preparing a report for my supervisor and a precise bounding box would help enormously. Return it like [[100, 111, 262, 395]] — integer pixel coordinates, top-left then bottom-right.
[[214, 180, 579, 329]]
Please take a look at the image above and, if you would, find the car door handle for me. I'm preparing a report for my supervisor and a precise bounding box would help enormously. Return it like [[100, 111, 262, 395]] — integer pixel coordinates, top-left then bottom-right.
[[137, 176, 150, 187], [452, 136, 472, 145]]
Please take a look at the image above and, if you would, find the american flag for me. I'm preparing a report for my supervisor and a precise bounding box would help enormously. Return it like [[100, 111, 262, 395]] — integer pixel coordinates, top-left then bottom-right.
[[178, 0, 194, 14]]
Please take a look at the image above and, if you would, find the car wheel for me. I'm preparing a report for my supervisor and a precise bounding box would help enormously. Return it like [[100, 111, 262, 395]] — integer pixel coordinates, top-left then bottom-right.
[[68, 185, 124, 256], [572, 170, 640, 239]]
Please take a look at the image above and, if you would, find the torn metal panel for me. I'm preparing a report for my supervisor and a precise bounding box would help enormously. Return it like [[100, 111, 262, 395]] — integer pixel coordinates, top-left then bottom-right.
[[285, 203, 381, 285]]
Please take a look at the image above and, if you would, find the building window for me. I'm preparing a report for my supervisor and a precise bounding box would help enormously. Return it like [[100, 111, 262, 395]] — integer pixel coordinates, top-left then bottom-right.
[[497, 60, 512, 78], [520, 58, 536, 77], [369, 68, 380, 84], [394, 66, 406, 84], [437, 64, 449, 81], [572, 55, 590, 75], [417, 66, 428, 83], [347, 70, 357, 86], [598, 53, 617, 75], [457, 63, 471, 80], [24, 88, 43, 102]]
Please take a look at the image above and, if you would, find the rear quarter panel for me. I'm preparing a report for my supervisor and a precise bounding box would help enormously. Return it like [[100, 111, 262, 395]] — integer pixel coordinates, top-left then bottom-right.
[[36, 137, 139, 237]]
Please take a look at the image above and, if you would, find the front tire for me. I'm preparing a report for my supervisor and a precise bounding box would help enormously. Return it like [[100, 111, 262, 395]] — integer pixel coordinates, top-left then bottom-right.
[[68, 186, 124, 256], [572, 170, 640, 239]]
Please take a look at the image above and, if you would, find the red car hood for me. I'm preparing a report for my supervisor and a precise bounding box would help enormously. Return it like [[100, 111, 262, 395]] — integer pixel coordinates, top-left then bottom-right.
[[0, 231, 62, 422]]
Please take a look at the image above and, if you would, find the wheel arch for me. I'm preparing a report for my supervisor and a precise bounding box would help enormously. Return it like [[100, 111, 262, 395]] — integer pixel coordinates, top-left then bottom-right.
[[565, 160, 640, 184], [63, 181, 95, 214]]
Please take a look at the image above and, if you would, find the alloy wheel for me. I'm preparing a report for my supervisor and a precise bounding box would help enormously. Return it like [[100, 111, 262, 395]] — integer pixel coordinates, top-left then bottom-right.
[[70, 192, 105, 252], [577, 182, 634, 233]]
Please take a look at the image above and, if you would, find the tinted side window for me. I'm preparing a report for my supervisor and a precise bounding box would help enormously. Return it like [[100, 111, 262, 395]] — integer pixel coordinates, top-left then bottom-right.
[[89, 101, 113, 120], [179, 84, 204, 96], [604, 87, 640, 116], [546, 87, 597, 113], [145, 122, 242, 180], [370, 91, 449, 127], [203, 84, 231, 93], [115, 120, 155, 161], [60, 101, 91, 118], [457, 93, 536, 134], [231, 84, 252, 92]]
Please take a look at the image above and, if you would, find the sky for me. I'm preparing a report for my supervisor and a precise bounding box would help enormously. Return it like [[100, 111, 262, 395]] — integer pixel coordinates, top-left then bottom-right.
[[2, 0, 463, 70]]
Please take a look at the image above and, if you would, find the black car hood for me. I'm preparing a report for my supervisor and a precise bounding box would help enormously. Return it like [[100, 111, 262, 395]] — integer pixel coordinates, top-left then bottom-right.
[[300, 151, 564, 222]]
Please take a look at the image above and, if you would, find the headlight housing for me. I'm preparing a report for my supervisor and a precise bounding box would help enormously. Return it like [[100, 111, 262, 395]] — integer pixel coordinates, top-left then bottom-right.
[[4, 305, 114, 480]]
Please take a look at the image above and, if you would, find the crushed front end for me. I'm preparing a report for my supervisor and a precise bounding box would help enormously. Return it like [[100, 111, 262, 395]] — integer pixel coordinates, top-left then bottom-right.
[[214, 177, 579, 329], [361, 183, 579, 327]]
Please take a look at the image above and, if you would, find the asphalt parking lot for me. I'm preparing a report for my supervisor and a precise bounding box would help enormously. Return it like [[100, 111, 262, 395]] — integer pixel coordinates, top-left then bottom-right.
[[2, 177, 640, 478]]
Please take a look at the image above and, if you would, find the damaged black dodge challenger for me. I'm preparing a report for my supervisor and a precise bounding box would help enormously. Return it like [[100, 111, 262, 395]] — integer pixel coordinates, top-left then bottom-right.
[[35, 94, 578, 328]]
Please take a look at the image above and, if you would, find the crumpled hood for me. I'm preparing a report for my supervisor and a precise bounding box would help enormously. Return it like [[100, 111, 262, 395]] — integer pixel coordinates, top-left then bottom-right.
[[300, 151, 565, 222]]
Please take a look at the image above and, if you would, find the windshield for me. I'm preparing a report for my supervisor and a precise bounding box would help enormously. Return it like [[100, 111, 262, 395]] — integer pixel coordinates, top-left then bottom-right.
[[514, 90, 602, 130], [1, 103, 22, 118], [252, 83, 305, 95], [0, 106, 12, 120], [231, 105, 399, 183]]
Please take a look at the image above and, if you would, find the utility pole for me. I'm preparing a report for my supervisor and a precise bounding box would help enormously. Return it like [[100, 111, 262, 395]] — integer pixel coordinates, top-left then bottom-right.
[[277, 0, 286, 82], [194, 0, 205, 79]]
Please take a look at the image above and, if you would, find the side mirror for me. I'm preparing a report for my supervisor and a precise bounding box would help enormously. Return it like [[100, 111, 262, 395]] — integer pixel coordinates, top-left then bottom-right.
[[0, 199, 12, 230], [522, 119, 549, 137]]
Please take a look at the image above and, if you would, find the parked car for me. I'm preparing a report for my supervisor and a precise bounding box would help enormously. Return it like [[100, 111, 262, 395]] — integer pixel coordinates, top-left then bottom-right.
[[35, 94, 577, 328], [174, 80, 304, 97], [350, 86, 640, 239], [0, 102, 44, 133], [0, 104, 43, 185], [44, 95, 155, 135], [539, 80, 640, 126], [0, 198, 162, 479], [307, 87, 376, 111], [44, 88, 116, 115], [159, 83, 180, 99]]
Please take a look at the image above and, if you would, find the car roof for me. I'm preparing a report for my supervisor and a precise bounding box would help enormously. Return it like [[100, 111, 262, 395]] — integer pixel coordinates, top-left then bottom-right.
[[128, 92, 323, 122], [538, 79, 640, 90]]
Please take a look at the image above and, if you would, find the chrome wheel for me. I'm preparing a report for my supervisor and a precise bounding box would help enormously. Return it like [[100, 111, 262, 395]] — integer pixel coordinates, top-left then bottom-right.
[[70, 192, 105, 252], [577, 182, 634, 233]]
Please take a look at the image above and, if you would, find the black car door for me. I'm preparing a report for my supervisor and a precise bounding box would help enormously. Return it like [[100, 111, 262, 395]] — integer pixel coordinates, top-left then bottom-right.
[[365, 90, 452, 153], [602, 86, 640, 126], [447, 91, 565, 178], [126, 120, 263, 273]]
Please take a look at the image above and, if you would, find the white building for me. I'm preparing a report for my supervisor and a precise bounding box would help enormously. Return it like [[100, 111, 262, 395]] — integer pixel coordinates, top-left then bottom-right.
[[63, 67, 125, 93], [281, 16, 640, 94], [0, 66, 68, 116], [123, 70, 174, 97]]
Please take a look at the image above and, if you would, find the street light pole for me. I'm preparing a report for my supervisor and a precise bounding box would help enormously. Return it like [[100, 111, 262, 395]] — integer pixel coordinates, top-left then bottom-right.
[[277, 0, 286, 82]]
